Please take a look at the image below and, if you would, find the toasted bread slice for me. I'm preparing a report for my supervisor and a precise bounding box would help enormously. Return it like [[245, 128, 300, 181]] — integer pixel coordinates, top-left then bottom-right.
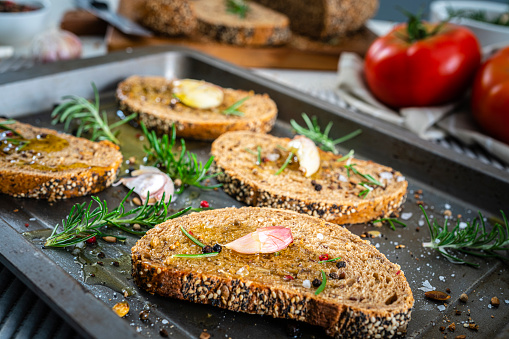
[[132, 207, 414, 338], [193, 0, 291, 46], [140, 0, 197, 36], [0, 119, 122, 200], [116, 76, 278, 141], [211, 131, 408, 224]]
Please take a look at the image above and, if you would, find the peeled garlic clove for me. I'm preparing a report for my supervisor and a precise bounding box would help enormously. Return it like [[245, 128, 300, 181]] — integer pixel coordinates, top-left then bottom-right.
[[31, 28, 82, 63], [172, 79, 224, 109], [288, 135, 320, 177], [224, 226, 293, 254]]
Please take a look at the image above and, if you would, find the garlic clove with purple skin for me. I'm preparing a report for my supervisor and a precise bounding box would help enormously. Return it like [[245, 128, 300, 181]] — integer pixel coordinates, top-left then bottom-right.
[[30, 28, 82, 63]]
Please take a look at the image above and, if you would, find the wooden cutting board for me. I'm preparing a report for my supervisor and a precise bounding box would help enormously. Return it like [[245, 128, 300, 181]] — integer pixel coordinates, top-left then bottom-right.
[[107, 0, 377, 70]]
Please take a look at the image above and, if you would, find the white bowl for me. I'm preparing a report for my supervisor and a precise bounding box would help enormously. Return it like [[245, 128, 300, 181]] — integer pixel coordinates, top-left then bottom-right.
[[430, 1, 509, 46], [0, 0, 51, 46]]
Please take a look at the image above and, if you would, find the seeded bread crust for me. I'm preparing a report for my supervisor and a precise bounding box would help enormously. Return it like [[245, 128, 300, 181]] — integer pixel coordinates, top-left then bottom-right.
[[192, 0, 291, 46], [211, 131, 408, 225], [0, 119, 122, 201], [140, 0, 196, 36], [116, 76, 278, 141], [132, 207, 414, 338], [252, 0, 378, 40]]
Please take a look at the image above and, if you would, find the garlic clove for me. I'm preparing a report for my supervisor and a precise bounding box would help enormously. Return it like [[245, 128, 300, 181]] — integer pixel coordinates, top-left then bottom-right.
[[288, 135, 320, 177], [31, 28, 82, 63], [172, 79, 224, 109]]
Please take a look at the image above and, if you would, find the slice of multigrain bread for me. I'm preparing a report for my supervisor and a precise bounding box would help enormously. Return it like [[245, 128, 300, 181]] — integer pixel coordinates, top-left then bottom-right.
[[211, 131, 408, 225], [192, 0, 291, 46], [116, 76, 278, 140], [0, 119, 122, 200], [252, 0, 378, 40], [140, 0, 196, 36], [132, 207, 414, 338]]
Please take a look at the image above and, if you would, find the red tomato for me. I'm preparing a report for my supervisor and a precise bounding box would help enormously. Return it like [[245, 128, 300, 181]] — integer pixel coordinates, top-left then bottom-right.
[[364, 21, 481, 108], [471, 47, 509, 145]]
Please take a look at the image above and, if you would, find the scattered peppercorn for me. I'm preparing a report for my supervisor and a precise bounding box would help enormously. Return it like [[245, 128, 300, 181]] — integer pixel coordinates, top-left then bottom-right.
[[97, 261, 104, 266], [336, 261, 346, 269], [139, 310, 150, 321], [312, 278, 321, 287], [112, 261, 120, 267], [459, 293, 468, 303], [455, 310, 462, 315], [202, 245, 214, 254], [319, 254, 329, 261], [212, 244, 222, 253], [314, 183, 322, 191], [439, 326, 446, 331], [24, 223, 29, 227], [329, 272, 339, 279], [446, 288, 451, 293], [200, 200, 209, 208], [90, 273, 95, 277], [283, 275, 294, 281], [338, 272, 346, 279], [86, 236, 97, 244], [97, 252, 105, 259], [159, 328, 169, 337]]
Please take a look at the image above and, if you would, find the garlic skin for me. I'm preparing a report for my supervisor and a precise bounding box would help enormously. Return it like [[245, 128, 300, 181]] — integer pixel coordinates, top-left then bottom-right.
[[31, 28, 82, 63]]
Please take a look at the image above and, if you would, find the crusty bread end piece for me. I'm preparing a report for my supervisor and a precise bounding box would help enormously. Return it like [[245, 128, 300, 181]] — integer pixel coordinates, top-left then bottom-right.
[[211, 131, 408, 224], [132, 207, 414, 338], [0, 119, 122, 200], [116, 76, 278, 141]]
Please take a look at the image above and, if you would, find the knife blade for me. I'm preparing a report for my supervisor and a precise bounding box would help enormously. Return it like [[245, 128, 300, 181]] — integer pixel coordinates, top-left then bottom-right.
[[75, 0, 153, 37]]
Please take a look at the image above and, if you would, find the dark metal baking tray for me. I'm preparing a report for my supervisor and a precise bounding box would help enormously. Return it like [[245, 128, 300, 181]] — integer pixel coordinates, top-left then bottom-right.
[[0, 46, 508, 339]]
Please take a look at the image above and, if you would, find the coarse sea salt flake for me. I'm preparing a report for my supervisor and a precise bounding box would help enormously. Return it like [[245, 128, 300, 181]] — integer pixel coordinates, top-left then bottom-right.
[[396, 176, 405, 182], [401, 212, 413, 220], [459, 222, 468, 229], [338, 174, 348, 182], [303, 280, 311, 288], [379, 171, 393, 180], [505, 300, 509, 304], [418, 220, 425, 226], [444, 203, 451, 209], [317, 233, 324, 240], [418, 280, 434, 292], [439, 276, 445, 282], [437, 305, 446, 311], [162, 320, 169, 325]]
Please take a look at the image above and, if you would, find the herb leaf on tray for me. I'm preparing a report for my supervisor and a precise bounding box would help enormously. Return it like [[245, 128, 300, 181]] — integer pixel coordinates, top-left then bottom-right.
[[226, 0, 249, 18], [141, 123, 221, 193], [51, 83, 137, 145], [421, 206, 509, 267], [290, 113, 361, 154], [44, 189, 198, 247]]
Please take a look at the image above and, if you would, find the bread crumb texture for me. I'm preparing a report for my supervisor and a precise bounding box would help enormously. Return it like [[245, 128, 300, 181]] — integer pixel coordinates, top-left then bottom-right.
[[0, 119, 122, 200], [116, 76, 278, 140], [211, 131, 408, 224], [132, 207, 414, 338]]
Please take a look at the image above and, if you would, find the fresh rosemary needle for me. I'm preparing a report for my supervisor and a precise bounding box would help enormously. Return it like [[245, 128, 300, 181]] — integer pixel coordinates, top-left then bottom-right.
[[222, 96, 249, 116], [345, 164, 382, 198], [421, 206, 509, 267], [290, 113, 361, 154], [372, 218, 407, 231], [225, 0, 249, 18], [141, 123, 221, 193], [275, 151, 294, 175], [44, 189, 193, 248], [51, 83, 137, 144], [315, 270, 327, 295]]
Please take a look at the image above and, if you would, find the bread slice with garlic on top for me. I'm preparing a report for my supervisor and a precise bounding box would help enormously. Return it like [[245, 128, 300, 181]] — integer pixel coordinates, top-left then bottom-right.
[[132, 207, 414, 338], [0, 119, 122, 201], [116, 76, 278, 141], [211, 131, 408, 225]]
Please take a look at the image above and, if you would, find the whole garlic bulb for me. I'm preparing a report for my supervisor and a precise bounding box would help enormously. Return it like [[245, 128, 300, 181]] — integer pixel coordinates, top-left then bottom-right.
[[31, 28, 82, 63]]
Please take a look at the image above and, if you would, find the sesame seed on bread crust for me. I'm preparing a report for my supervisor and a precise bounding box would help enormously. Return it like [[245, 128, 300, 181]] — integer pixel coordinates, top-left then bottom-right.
[[0, 119, 122, 201], [116, 76, 278, 141], [211, 131, 408, 225], [131, 207, 414, 338]]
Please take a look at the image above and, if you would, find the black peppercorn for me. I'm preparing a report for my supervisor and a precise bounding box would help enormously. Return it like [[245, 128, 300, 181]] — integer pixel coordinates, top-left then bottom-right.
[[312, 278, 321, 287], [329, 272, 339, 279], [139, 310, 150, 321], [159, 328, 169, 337], [336, 261, 346, 269], [212, 244, 222, 253], [97, 252, 105, 259], [202, 245, 214, 254], [314, 184, 322, 191]]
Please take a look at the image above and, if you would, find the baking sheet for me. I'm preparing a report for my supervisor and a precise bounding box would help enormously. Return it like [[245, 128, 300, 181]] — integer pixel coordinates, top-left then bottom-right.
[[0, 46, 508, 338]]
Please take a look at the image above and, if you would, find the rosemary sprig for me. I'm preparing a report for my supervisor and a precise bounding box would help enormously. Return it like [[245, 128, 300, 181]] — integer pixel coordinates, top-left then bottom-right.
[[44, 189, 191, 248], [345, 164, 382, 198], [256, 146, 262, 165], [290, 113, 361, 154], [141, 123, 221, 193], [336, 150, 354, 162], [226, 0, 249, 18], [275, 151, 294, 175], [0, 119, 23, 137], [222, 96, 249, 116], [180, 226, 205, 248], [421, 206, 509, 267], [315, 270, 327, 295], [51, 83, 137, 144], [372, 218, 407, 231], [172, 253, 219, 259]]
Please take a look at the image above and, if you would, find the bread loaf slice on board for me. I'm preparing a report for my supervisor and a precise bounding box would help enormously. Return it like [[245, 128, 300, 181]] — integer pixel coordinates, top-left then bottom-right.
[[132, 207, 414, 338], [252, 0, 378, 40], [140, 0, 197, 36], [0, 119, 122, 201], [192, 0, 291, 46], [116, 76, 278, 140], [211, 131, 407, 225]]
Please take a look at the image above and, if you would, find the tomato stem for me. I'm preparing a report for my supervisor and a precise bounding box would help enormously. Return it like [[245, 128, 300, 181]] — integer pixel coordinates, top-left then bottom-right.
[[398, 8, 446, 43]]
